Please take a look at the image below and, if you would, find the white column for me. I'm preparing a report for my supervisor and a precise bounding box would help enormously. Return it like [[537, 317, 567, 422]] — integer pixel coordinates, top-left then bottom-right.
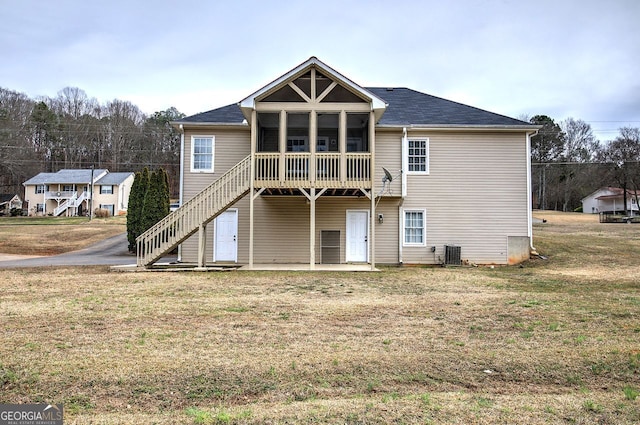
[[197, 223, 207, 269], [310, 187, 316, 270], [369, 111, 376, 271], [249, 110, 257, 269]]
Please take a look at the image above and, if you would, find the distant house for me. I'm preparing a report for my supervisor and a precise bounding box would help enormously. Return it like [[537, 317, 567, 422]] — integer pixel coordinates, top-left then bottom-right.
[[0, 194, 22, 215], [582, 187, 640, 215], [23, 169, 134, 217]]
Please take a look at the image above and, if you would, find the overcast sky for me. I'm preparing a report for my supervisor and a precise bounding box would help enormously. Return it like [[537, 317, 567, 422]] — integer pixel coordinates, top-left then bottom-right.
[[2, 0, 639, 141]]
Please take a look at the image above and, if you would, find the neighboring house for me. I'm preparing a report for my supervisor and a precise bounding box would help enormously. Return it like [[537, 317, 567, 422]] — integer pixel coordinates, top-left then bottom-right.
[[23, 169, 134, 217], [136, 57, 539, 268], [582, 187, 640, 215], [0, 194, 22, 215]]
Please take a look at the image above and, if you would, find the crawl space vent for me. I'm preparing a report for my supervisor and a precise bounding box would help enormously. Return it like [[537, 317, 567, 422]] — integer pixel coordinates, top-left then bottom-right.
[[444, 245, 461, 266]]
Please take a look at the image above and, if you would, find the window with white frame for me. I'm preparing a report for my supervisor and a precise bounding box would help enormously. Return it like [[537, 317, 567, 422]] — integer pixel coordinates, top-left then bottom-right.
[[100, 185, 113, 194], [191, 136, 215, 172], [407, 139, 429, 174], [404, 209, 426, 246], [36, 185, 48, 194]]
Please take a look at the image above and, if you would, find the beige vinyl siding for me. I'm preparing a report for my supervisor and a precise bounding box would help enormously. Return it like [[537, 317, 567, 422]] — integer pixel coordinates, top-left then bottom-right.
[[373, 131, 402, 196], [251, 196, 399, 264], [401, 131, 529, 265], [180, 127, 250, 262], [181, 192, 401, 265]]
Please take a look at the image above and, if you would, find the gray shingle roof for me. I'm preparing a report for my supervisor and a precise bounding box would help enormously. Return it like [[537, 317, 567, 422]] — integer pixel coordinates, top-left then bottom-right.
[[95, 172, 134, 185], [23, 169, 109, 185], [177, 87, 531, 127], [179, 104, 245, 124], [367, 88, 530, 127]]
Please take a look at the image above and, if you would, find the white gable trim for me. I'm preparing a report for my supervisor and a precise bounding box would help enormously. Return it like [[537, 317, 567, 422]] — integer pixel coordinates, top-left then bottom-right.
[[239, 57, 387, 117]]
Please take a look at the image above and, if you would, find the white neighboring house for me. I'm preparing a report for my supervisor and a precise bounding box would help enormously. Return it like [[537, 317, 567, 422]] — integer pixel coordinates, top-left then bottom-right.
[[0, 194, 22, 215], [23, 169, 134, 217], [582, 187, 640, 215]]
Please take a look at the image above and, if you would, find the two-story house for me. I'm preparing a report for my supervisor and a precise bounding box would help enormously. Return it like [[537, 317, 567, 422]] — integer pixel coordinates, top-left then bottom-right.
[[23, 169, 134, 217], [136, 57, 538, 269]]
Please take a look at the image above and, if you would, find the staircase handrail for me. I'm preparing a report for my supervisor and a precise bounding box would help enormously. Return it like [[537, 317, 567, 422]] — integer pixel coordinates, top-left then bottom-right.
[[136, 155, 251, 267]]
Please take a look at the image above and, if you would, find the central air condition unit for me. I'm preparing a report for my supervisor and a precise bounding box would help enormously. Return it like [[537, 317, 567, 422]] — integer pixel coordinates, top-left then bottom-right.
[[444, 245, 461, 266]]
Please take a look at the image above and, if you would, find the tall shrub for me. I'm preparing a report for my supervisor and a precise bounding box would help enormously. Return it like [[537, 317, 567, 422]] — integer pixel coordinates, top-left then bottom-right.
[[126, 167, 150, 252]]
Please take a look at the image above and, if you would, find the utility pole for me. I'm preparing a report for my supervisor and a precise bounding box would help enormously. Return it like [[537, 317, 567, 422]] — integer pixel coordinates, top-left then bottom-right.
[[89, 165, 94, 221]]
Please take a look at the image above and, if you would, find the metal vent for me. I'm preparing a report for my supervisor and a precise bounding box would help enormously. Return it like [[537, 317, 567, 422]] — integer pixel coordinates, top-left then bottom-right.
[[444, 245, 461, 266], [321, 230, 340, 264]]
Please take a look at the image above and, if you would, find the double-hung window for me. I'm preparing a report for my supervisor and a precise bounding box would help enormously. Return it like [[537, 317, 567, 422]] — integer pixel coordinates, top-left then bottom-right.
[[100, 185, 113, 194], [407, 139, 429, 174], [191, 136, 215, 172], [36, 185, 48, 194], [404, 209, 426, 246]]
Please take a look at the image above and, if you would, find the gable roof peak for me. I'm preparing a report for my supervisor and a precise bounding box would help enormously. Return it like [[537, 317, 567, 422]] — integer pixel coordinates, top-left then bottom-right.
[[238, 57, 387, 119]]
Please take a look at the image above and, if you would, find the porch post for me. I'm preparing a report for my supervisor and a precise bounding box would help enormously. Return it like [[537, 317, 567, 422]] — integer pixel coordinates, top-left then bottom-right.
[[339, 111, 347, 183], [279, 110, 286, 186], [249, 110, 257, 269], [310, 187, 316, 270], [197, 223, 206, 268], [369, 111, 376, 271]]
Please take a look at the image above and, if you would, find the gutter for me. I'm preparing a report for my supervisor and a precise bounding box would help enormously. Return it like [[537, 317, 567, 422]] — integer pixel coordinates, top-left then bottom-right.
[[398, 127, 408, 265], [178, 124, 185, 262], [170, 121, 249, 130], [376, 124, 541, 132]]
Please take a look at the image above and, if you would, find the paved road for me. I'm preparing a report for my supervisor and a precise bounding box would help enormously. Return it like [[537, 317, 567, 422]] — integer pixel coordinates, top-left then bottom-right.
[[0, 233, 177, 268]]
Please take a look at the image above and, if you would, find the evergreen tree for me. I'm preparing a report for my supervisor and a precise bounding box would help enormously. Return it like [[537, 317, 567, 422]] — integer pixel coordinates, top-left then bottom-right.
[[159, 167, 170, 216], [141, 168, 162, 234], [126, 171, 143, 252]]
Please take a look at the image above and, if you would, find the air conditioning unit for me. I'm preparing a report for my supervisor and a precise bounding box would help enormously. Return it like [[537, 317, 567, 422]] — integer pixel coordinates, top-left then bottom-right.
[[444, 245, 461, 266]]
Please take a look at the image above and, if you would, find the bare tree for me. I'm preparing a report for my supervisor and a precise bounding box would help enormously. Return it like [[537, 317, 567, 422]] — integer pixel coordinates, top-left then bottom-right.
[[558, 118, 599, 211], [597, 127, 640, 215], [530, 115, 565, 210]]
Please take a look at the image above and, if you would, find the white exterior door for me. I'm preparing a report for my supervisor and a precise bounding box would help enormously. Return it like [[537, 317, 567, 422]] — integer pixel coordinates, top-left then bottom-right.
[[214, 210, 238, 262], [346, 210, 369, 262]]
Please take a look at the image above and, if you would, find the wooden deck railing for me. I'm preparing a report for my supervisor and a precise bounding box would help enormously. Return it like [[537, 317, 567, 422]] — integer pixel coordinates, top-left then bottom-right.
[[136, 155, 251, 267], [254, 152, 370, 188]]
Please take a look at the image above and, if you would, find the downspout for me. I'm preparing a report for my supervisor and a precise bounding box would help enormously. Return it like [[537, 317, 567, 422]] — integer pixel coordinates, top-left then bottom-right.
[[526, 130, 537, 250], [399, 127, 408, 264], [177, 124, 185, 262]]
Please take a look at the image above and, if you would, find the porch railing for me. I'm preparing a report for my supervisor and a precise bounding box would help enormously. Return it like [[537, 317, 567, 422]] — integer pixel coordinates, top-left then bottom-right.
[[254, 152, 371, 188], [45, 191, 75, 200]]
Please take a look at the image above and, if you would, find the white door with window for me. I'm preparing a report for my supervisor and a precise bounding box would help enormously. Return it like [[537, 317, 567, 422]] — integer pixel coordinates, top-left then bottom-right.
[[214, 210, 238, 262], [346, 210, 368, 262]]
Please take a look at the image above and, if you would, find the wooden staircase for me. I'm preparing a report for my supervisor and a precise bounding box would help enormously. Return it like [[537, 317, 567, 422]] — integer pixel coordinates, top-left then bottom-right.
[[136, 155, 251, 267]]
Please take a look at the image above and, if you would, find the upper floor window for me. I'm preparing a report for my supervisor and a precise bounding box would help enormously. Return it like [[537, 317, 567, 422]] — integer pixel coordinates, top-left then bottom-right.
[[100, 185, 113, 194], [36, 185, 48, 194], [191, 136, 215, 172], [407, 139, 429, 174]]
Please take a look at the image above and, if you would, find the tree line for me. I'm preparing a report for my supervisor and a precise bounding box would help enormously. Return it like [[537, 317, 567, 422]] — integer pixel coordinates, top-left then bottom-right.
[[0, 86, 184, 197], [2, 85, 639, 213], [529, 115, 640, 212]]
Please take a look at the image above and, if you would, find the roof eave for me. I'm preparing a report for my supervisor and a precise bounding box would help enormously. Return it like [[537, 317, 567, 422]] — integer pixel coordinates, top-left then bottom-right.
[[376, 124, 542, 132], [171, 120, 249, 130]]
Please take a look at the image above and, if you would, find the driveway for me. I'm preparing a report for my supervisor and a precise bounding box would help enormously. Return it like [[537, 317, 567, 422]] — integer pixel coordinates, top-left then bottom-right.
[[0, 233, 176, 268]]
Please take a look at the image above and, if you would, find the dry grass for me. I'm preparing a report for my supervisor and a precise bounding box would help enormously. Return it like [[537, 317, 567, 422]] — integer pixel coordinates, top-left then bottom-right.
[[0, 211, 639, 424], [0, 216, 126, 255]]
